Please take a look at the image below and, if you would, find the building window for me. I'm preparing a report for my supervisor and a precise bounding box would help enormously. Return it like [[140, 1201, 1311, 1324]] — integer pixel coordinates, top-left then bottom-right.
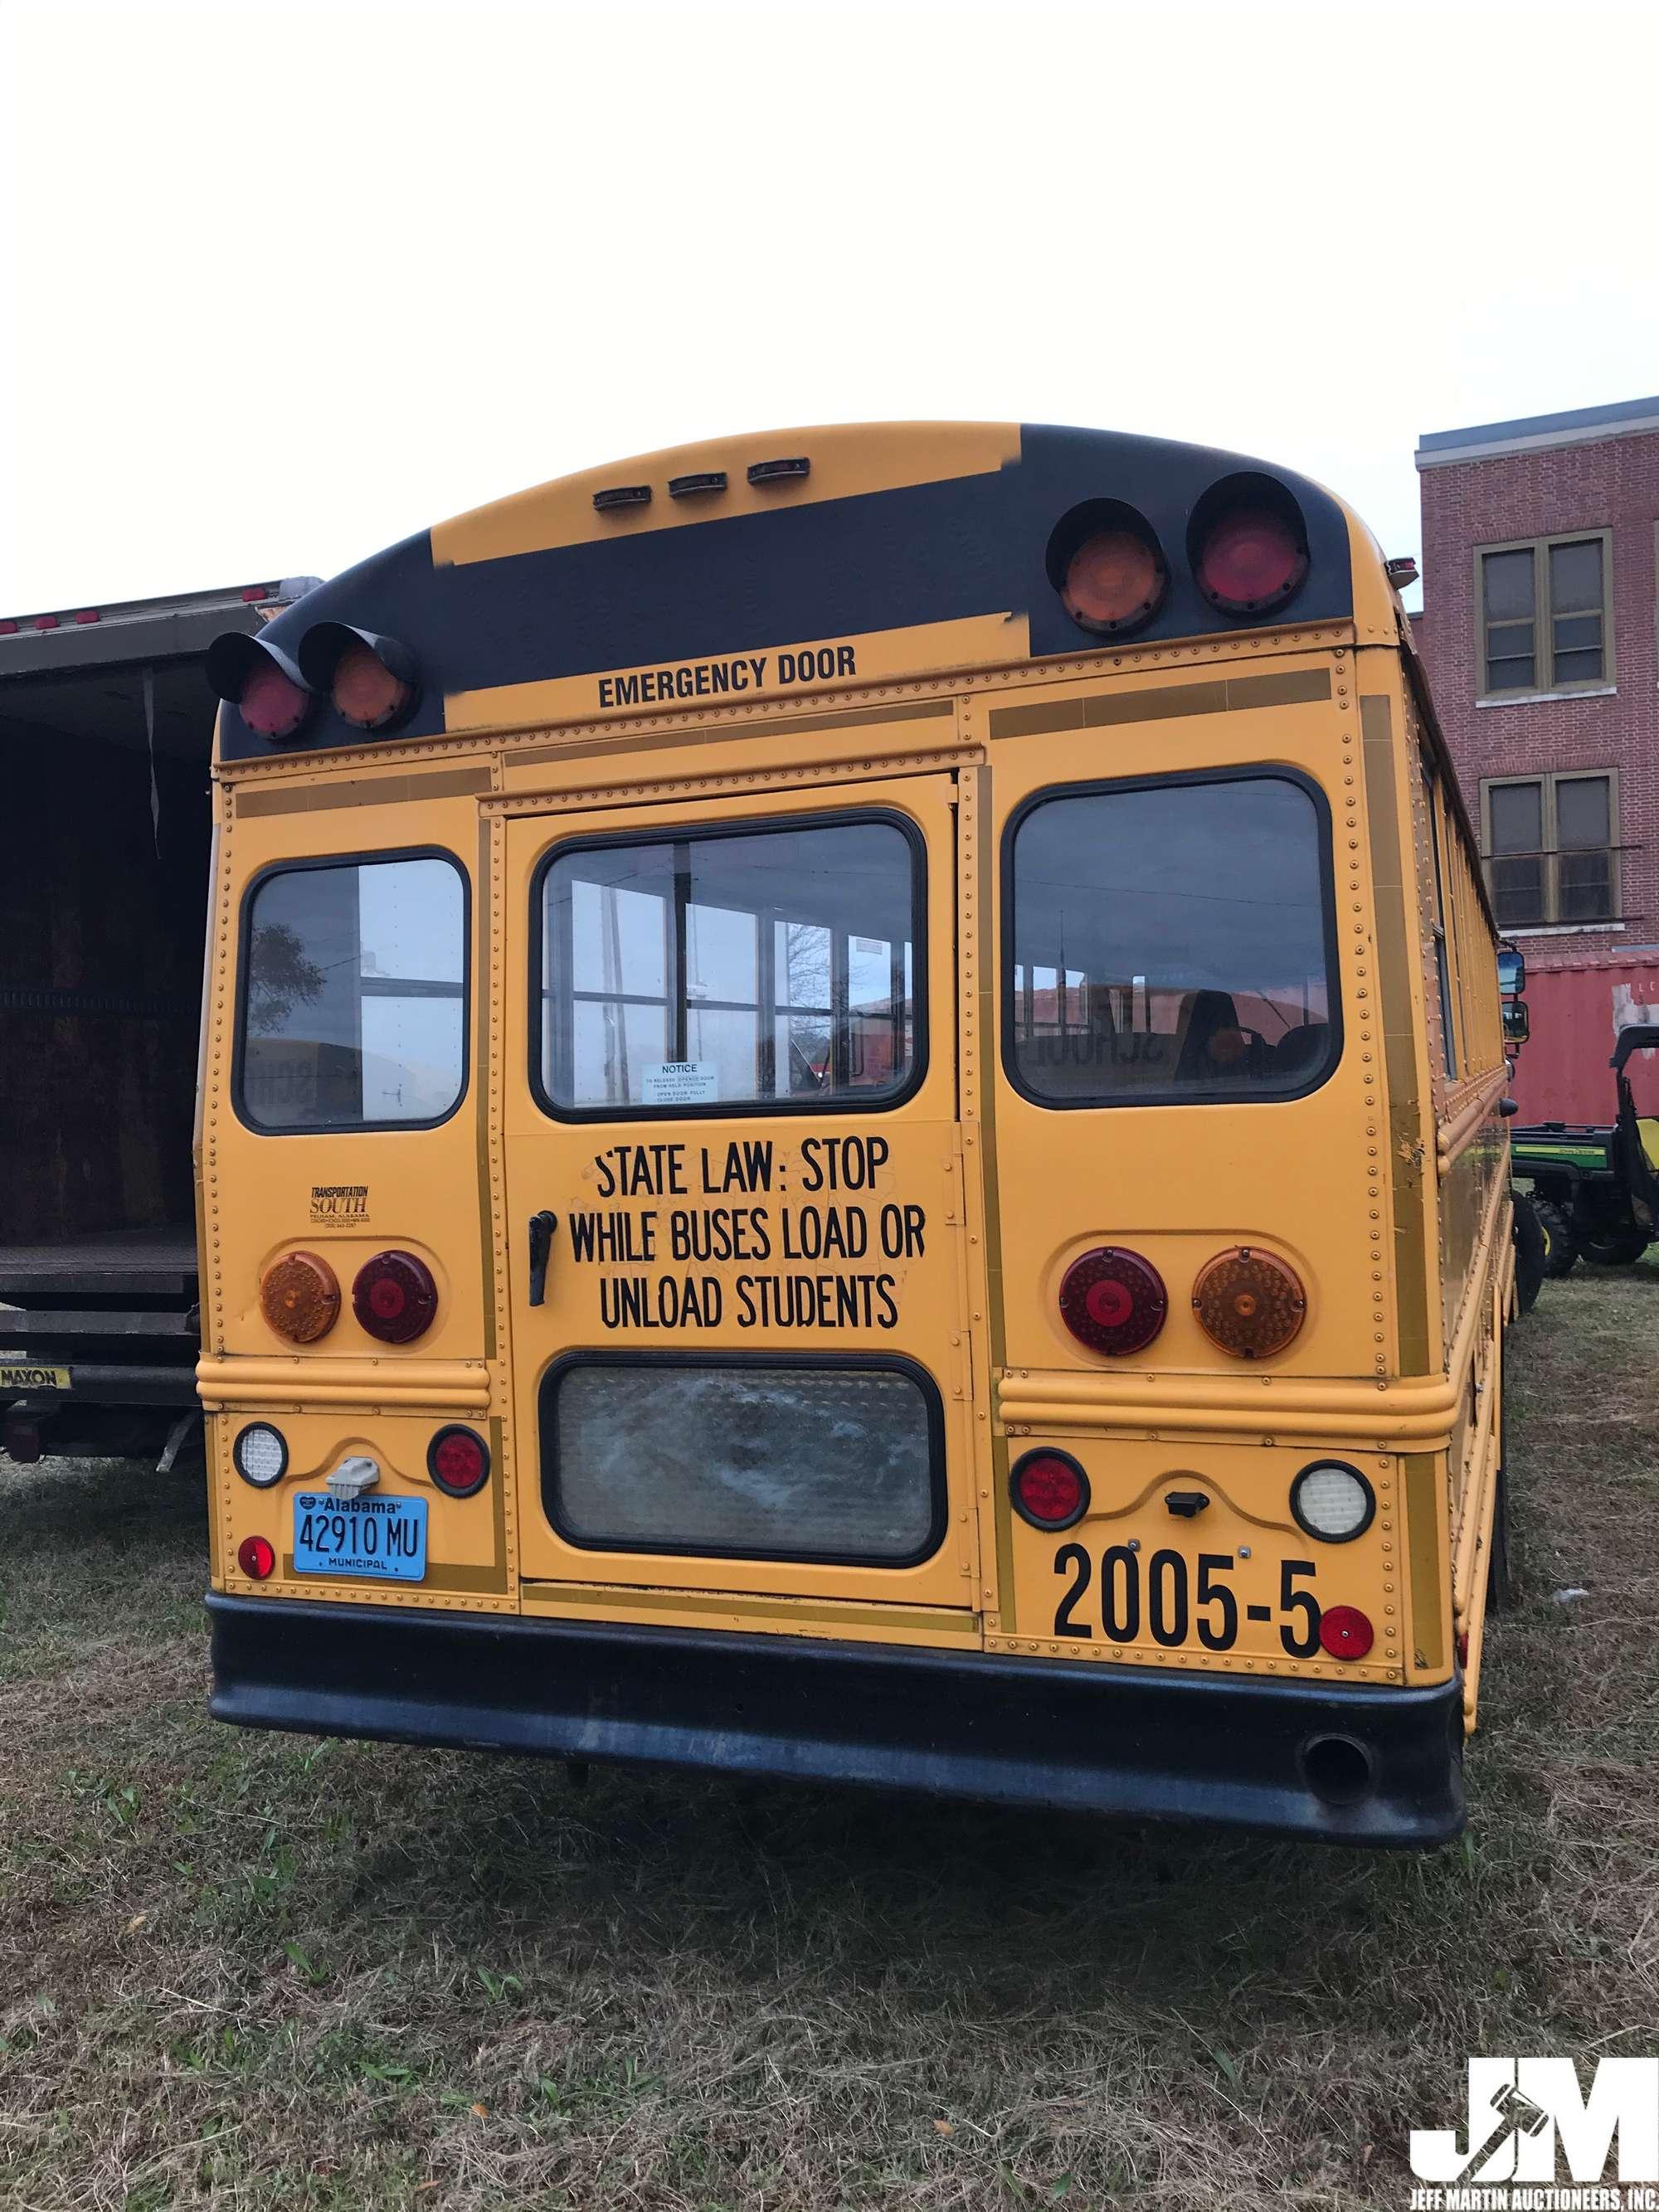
[[1482, 772, 1618, 927], [1477, 532, 1613, 696]]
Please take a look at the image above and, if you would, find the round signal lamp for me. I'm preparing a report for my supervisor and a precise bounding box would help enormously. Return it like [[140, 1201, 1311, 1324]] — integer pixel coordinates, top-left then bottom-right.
[[333, 640, 414, 732], [1194, 508, 1307, 615], [1318, 1605, 1374, 1661], [236, 1533, 276, 1581], [1192, 1246, 1306, 1359], [428, 1424, 490, 1498], [353, 1249, 439, 1344], [1058, 1247, 1168, 1357], [1062, 528, 1168, 634], [239, 659, 312, 742], [233, 1422, 289, 1490], [1009, 1448, 1090, 1531], [258, 1250, 341, 1343]]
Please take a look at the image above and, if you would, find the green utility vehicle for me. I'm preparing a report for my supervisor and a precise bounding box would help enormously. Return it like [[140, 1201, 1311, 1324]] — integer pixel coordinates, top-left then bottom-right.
[[1511, 1025, 1659, 1276]]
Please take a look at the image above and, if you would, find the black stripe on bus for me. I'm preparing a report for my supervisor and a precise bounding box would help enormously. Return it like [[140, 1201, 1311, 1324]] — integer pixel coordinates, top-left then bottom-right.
[[224, 425, 1354, 760]]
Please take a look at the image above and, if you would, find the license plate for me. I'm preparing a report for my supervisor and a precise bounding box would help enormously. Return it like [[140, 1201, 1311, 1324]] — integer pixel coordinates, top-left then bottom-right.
[[293, 1492, 427, 1582], [0, 1364, 71, 1392]]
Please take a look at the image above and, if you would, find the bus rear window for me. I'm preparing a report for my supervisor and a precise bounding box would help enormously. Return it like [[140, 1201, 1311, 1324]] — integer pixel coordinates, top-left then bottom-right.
[[1005, 771, 1337, 1106], [535, 814, 922, 1116], [237, 853, 467, 1131]]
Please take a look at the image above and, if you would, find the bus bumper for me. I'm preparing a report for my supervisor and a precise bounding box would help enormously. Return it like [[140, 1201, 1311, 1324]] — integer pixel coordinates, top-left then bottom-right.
[[206, 1593, 1466, 1848]]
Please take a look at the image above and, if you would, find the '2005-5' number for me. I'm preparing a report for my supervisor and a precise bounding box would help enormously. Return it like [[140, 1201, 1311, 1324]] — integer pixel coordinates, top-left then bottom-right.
[[1052, 1546, 1321, 1656]]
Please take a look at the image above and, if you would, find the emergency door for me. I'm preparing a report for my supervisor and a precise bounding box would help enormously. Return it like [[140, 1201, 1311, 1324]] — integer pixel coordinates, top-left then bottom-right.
[[502, 775, 978, 1609]]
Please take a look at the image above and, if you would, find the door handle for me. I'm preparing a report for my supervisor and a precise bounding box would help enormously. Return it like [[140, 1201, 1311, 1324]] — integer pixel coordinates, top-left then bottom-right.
[[528, 1210, 558, 1306]]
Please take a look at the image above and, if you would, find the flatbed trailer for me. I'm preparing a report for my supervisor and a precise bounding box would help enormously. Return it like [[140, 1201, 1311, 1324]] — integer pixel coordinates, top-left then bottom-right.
[[1, 579, 314, 1466]]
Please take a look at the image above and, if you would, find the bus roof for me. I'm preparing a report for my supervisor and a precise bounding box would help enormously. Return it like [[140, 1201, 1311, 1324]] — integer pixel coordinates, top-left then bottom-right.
[[217, 421, 1399, 761]]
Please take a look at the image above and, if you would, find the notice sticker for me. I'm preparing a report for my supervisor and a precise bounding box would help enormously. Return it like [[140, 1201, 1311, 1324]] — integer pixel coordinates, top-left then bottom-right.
[[642, 1061, 719, 1107]]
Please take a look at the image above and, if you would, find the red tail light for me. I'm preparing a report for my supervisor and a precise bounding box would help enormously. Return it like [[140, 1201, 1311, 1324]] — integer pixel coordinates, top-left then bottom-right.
[[353, 1250, 439, 1344], [1058, 1247, 1167, 1356], [429, 1424, 489, 1498], [1319, 1605, 1374, 1661], [236, 1534, 275, 1580], [1009, 1448, 1090, 1530]]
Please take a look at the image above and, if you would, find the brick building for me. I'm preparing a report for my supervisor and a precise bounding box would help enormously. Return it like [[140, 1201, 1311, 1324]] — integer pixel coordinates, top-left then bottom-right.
[[1414, 394, 1659, 1120]]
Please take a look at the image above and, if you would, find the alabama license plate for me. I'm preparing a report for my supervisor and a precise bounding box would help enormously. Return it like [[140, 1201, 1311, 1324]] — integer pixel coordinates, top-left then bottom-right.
[[293, 1492, 427, 1582]]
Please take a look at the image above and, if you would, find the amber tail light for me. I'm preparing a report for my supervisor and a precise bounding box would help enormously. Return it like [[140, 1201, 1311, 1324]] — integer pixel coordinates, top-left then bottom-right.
[[259, 1251, 341, 1343], [1192, 1247, 1306, 1359]]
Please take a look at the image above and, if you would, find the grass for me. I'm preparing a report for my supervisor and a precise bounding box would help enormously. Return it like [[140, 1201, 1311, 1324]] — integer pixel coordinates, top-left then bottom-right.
[[2, 1270, 1657, 2211]]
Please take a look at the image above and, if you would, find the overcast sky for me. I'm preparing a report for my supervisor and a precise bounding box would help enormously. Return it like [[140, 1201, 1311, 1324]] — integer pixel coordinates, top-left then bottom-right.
[[2, 0, 1657, 618]]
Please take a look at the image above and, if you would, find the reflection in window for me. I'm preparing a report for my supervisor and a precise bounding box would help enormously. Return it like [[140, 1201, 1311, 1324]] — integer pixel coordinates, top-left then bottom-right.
[[241, 856, 466, 1129], [540, 819, 918, 1111], [1007, 775, 1335, 1104]]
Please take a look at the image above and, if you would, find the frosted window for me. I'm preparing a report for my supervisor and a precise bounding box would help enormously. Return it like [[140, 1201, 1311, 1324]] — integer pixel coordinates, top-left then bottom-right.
[[545, 1361, 940, 1563]]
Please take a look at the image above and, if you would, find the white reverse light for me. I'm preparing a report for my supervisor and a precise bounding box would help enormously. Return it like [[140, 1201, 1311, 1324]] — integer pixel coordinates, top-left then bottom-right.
[[233, 1422, 289, 1489], [1291, 1461, 1374, 1543]]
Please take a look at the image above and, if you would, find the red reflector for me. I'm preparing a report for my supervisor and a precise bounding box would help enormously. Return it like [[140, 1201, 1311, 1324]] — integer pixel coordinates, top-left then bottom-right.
[[1009, 1448, 1089, 1530], [1058, 1247, 1167, 1356], [236, 1534, 275, 1581], [240, 659, 312, 741], [74, 609, 100, 625], [353, 1250, 439, 1344], [429, 1424, 490, 1498], [241, 584, 268, 602], [333, 639, 414, 732], [1319, 1605, 1374, 1661], [0, 619, 17, 636], [1062, 528, 1166, 634], [1195, 509, 1306, 614], [34, 614, 59, 630]]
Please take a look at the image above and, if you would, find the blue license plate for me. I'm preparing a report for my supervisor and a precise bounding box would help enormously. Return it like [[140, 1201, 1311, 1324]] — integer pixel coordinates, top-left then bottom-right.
[[293, 1492, 427, 1582]]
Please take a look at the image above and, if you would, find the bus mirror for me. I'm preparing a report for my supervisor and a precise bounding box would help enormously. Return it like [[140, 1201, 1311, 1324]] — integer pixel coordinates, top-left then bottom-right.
[[1497, 947, 1525, 999], [1503, 999, 1530, 1046]]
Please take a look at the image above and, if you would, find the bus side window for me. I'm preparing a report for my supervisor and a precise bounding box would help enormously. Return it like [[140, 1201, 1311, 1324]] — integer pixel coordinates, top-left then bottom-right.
[[1423, 767, 1459, 1082]]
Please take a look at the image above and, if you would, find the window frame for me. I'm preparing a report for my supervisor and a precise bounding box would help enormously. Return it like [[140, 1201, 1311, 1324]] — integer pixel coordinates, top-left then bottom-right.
[[999, 763, 1344, 1113], [538, 1347, 949, 1568], [231, 843, 472, 1137], [528, 805, 930, 1124], [1474, 529, 1616, 701], [1480, 769, 1621, 929]]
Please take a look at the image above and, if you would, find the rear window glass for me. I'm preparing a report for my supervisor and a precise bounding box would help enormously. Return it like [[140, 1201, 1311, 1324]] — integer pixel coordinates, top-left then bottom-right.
[[542, 1358, 943, 1565], [535, 815, 921, 1116], [1005, 773, 1336, 1106], [238, 853, 467, 1130]]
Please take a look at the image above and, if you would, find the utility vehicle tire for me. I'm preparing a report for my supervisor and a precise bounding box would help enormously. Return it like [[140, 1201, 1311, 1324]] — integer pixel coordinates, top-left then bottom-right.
[[1512, 1193, 1545, 1315], [1580, 1226, 1650, 1267], [1533, 1196, 1579, 1278]]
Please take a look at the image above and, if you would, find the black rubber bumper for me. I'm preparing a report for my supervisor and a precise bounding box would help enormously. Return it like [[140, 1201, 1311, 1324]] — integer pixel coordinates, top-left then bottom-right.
[[207, 1593, 1466, 1847]]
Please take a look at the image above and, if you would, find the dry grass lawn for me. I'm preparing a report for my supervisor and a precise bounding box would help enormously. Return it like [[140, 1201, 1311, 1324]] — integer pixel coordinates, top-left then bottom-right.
[[2, 1269, 1657, 2210]]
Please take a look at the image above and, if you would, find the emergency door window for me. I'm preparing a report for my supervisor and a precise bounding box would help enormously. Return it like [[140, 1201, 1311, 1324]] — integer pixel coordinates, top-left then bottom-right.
[[536, 815, 922, 1115], [238, 853, 467, 1130]]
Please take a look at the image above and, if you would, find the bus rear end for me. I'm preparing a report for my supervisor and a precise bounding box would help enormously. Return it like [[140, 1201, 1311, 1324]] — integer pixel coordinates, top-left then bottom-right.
[[202, 423, 1488, 1845]]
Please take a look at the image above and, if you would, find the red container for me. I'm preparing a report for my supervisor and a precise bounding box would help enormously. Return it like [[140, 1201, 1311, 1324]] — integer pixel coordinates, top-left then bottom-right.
[[1510, 952, 1659, 1124]]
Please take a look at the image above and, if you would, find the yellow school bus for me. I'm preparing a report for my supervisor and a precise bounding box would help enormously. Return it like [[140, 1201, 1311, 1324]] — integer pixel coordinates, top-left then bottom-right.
[[200, 422, 1512, 1845]]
